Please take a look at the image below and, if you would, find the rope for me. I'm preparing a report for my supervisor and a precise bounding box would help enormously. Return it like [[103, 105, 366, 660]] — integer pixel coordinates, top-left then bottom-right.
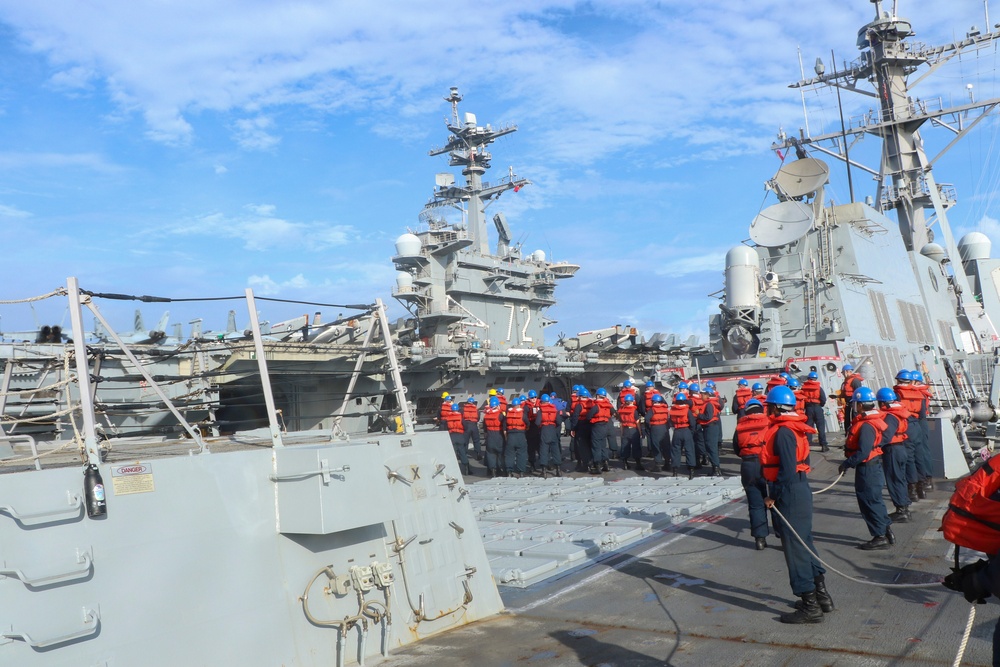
[[2, 404, 79, 424], [953, 604, 976, 667], [0, 440, 81, 465], [769, 505, 941, 589], [0, 374, 75, 397], [0, 287, 67, 304], [812, 471, 844, 495]]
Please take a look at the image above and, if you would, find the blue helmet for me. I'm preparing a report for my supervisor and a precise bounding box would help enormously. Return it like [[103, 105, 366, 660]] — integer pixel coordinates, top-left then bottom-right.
[[766, 386, 796, 407], [912, 370, 924, 382], [497, 387, 505, 395], [807, 371, 818, 380], [489, 397, 500, 408], [512, 397, 522, 406], [895, 369, 913, 382], [624, 394, 635, 402], [528, 389, 538, 399], [678, 381, 689, 390], [451, 403, 462, 412], [706, 380, 716, 388], [688, 382, 700, 393], [744, 398, 763, 412], [673, 392, 686, 402], [852, 386, 877, 403], [843, 364, 854, 372], [541, 393, 550, 401], [540, 394, 551, 403], [737, 378, 748, 387], [779, 372, 791, 381], [467, 396, 476, 403], [787, 377, 801, 389], [596, 388, 607, 397], [875, 387, 897, 403], [652, 394, 664, 402], [623, 379, 632, 388], [645, 380, 654, 388], [580, 389, 591, 398], [751, 382, 764, 392]]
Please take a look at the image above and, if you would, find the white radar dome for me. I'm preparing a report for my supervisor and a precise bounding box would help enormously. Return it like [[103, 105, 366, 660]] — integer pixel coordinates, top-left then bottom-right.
[[958, 232, 992, 262], [919, 243, 947, 264], [395, 233, 422, 256], [395, 272, 413, 290], [532, 250, 546, 262]]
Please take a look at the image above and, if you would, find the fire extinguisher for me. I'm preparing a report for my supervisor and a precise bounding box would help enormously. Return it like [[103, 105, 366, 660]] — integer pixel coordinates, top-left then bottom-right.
[[84, 464, 107, 518]]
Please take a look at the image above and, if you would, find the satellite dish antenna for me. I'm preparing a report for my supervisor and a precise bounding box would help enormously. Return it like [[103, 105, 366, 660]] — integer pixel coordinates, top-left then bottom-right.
[[774, 157, 830, 198], [750, 201, 814, 247]]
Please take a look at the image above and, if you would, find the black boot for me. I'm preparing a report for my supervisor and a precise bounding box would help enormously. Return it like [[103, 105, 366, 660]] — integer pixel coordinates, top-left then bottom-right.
[[924, 476, 935, 491], [780, 591, 823, 624], [821, 445, 830, 453], [796, 576, 835, 613], [554, 466, 561, 477], [466, 464, 474, 476], [601, 461, 610, 472], [712, 465, 722, 477], [634, 462, 645, 471], [886, 527, 896, 545], [754, 537, 767, 551], [540, 467, 547, 479], [916, 482, 926, 500], [688, 466, 695, 480], [889, 506, 911, 522], [857, 535, 890, 550], [907, 483, 919, 502]]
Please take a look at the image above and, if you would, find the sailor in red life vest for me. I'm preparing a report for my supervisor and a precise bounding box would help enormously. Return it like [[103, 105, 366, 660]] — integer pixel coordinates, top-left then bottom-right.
[[618, 394, 644, 471], [482, 396, 506, 478], [525, 390, 542, 472], [911, 370, 934, 490], [876, 387, 912, 523], [903, 368, 934, 495], [733, 399, 771, 550], [838, 387, 894, 550], [645, 393, 671, 472], [688, 383, 708, 468], [587, 388, 613, 473], [801, 371, 829, 452], [894, 369, 928, 502], [536, 394, 562, 477], [760, 386, 829, 623], [751, 382, 765, 401], [619, 379, 637, 405], [443, 403, 472, 475], [697, 386, 723, 477], [571, 389, 594, 473], [786, 377, 803, 411], [461, 396, 482, 465], [568, 386, 580, 464], [705, 380, 726, 464], [733, 378, 752, 419], [496, 387, 508, 413], [667, 392, 695, 479], [765, 374, 787, 394], [505, 397, 530, 477], [438, 392, 453, 430], [642, 381, 661, 458], [839, 364, 863, 433]]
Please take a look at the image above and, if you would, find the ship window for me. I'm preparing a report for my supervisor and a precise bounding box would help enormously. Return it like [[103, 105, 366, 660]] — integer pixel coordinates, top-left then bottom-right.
[[868, 290, 895, 341], [896, 300, 933, 344]]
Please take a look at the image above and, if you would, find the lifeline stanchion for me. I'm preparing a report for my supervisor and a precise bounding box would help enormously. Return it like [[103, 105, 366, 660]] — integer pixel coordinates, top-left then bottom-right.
[[811, 471, 843, 495]]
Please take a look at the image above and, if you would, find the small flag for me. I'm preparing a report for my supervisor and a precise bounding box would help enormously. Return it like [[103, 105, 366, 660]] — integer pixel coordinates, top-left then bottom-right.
[[776, 149, 785, 160], [513, 185, 521, 192]]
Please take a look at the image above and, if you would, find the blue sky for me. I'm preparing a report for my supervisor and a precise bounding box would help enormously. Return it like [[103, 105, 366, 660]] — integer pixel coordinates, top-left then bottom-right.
[[0, 0, 997, 342]]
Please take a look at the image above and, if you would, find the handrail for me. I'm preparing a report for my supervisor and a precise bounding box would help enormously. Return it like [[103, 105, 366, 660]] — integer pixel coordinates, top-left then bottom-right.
[[0, 549, 92, 587], [0, 492, 83, 526], [2, 607, 100, 649]]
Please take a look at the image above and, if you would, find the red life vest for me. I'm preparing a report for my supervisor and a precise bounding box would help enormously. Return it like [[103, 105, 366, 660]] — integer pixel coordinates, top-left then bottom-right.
[[540, 402, 558, 426], [592, 398, 612, 423], [644, 389, 660, 411], [462, 402, 479, 421], [916, 382, 933, 400], [801, 380, 822, 405], [507, 405, 527, 431], [667, 403, 689, 428], [619, 387, 636, 404], [696, 398, 719, 425], [842, 372, 860, 399], [846, 411, 886, 462], [483, 407, 503, 431], [735, 413, 770, 457], [498, 395, 508, 412], [942, 457, 1000, 555], [619, 403, 638, 428], [760, 413, 815, 482], [765, 376, 786, 392], [439, 400, 453, 420], [689, 393, 705, 413], [444, 410, 465, 434], [569, 395, 578, 416], [880, 404, 910, 444], [894, 384, 923, 417], [648, 402, 670, 426], [734, 387, 752, 411], [577, 398, 593, 423]]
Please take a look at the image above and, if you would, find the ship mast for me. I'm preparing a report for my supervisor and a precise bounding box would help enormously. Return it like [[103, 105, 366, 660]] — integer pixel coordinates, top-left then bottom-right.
[[778, 0, 1000, 343], [427, 87, 528, 255]]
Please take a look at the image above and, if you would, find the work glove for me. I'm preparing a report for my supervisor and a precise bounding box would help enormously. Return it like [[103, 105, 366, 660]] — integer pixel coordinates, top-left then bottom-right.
[[943, 559, 991, 603], [837, 462, 849, 475]]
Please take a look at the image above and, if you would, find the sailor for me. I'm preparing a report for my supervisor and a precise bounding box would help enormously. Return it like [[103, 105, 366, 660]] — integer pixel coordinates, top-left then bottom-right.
[[801, 372, 829, 452], [894, 369, 927, 501], [787, 377, 803, 411], [688, 382, 707, 467], [839, 364, 863, 433], [733, 398, 770, 550], [668, 392, 695, 478], [482, 396, 506, 477], [760, 386, 830, 623], [765, 374, 787, 393], [505, 397, 530, 477], [646, 393, 671, 472], [751, 382, 765, 401], [619, 379, 637, 405], [462, 396, 482, 462], [618, 394, 644, 470], [706, 380, 726, 457], [571, 389, 594, 473], [525, 389, 542, 472], [839, 387, 894, 550], [876, 387, 912, 523], [496, 387, 508, 413], [912, 370, 934, 492], [697, 386, 723, 476], [587, 388, 613, 473], [444, 403, 472, 475], [438, 392, 453, 429], [642, 380, 662, 457], [733, 378, 752, 419], [568, 386, 581, 462], [536, 394, 562, 477]]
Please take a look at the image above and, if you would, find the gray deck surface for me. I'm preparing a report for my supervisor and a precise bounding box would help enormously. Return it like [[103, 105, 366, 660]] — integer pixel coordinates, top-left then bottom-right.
[[381, 436, 995, 666]]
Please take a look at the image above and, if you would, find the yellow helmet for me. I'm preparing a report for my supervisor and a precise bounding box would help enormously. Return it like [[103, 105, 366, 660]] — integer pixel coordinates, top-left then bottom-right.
[[441, 392, 450, 399], [488, 389, 497, 396]]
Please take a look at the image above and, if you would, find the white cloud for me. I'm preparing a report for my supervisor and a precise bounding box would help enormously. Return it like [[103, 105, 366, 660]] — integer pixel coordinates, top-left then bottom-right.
[[48, 65, 95, 90], [655, 251, 728, 278], [0, 204, 31, 218], [214, 164, 228, 174], [233, 116, 280, 150], [0, 151, 122, 173], [168, 204, 355, 251]]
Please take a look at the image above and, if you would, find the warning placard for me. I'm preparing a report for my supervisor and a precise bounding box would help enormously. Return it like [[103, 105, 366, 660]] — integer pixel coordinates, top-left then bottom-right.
[[110, 462, 155, 496]]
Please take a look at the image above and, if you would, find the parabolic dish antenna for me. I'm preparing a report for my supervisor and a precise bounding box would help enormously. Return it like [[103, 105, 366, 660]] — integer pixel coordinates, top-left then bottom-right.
[[774, 157, 830, 198], [750, 200, 814, 247]]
